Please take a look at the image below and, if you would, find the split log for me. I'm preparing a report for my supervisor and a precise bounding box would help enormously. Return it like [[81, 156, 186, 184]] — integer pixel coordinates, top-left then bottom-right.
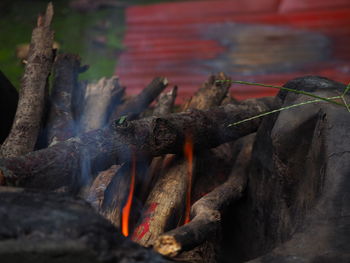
[[0, 97, 274, 190], [79, 76, 125, 133], [0, 3, 55, 157], [85, 164, 120, 210], [153, 133, 255, 258], [0, 71, 18, 144], [109, 77, 168, 122], [100, 87, 178, 228], [132, 73, 232, 246], [0, 186, 169, 263], [46, 54, 81, 145]]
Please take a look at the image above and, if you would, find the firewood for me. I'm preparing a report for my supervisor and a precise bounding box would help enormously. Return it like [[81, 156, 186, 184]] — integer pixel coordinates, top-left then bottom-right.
[[153, 86, 178, 117], [0, 3, 55, 158], [84, 164, 120, 210], [46, 54, 81, 145], [79, 76, 125, 133], [109, 77, 168, 122], [0, 186, 169, 263], [100, 87, 178, 228], [0, 97, 274, 190], [140, 86, 178, 199], [132, 73, 232, 246], [153, 133, 256, 258], [0, 71, 18, 144]]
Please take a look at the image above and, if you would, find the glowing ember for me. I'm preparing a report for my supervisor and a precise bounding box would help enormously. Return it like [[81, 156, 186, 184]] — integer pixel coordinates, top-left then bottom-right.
[[184, 135, 194, 224], [121, 154, 136, 237]]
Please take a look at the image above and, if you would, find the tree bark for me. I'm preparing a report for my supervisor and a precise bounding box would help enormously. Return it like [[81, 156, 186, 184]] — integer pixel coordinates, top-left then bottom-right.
[[0, 97, 274, 190], [79, 76, 125, 133], [132, 73, 232, 246], [109, 77, 168, 122], [153, 133, 255, 257], [100, 86, 178, 228], [46, 53, 81, 145], [0, 3, 55, 157]]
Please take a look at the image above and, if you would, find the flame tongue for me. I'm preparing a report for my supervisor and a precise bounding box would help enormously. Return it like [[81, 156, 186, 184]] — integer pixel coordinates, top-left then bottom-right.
[[121, 154, 136, 237], [184, 135, 194, 224]]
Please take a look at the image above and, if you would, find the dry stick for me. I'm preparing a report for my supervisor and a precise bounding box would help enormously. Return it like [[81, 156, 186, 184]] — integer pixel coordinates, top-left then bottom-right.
[[79, 76, 125, 133], [100, 86, 178, 228], [154, 133, 256, 257], [0, 98, 274, 190], [0, 3, 55, 158], [109, 77, 168, 122], [46, 54, 81, 146], [132, 73, 232, 247], [139, 86, 178, 201], [84, 80, 171, 208]]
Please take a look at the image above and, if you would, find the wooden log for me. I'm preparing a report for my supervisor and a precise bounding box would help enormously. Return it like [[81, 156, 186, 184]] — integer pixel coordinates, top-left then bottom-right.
[[0, 97, 274, 190], [153, 133, 255, 258], [132, 73, 232, 246], [84, 164, 120, 210], [0, 71, 18, 144], [79, 76, 125, 133], [109, 77, 168, 122], [100, 87, 178, 228], [153, 86, 177, 117], [0, 3, 55, 157], [0, 186, 169, 263], [46, 54, 81, 145]]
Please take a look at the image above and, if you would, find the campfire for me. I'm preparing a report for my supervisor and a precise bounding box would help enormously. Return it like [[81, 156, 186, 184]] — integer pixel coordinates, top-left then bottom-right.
[[0, 3, 349, 263]]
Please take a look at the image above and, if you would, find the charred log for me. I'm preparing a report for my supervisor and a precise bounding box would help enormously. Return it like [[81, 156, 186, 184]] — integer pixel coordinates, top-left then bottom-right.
[[154, 133, 255, 257], [0, 186, 169, 263], [46, 54, 81, 145], [132, 73, 232, 246], [0, 97, 274, 190]]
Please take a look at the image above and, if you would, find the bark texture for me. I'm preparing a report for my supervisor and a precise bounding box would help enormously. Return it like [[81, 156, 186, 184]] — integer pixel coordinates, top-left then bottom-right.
[[79, 76, 125, 133], [0, 3, 54, 157], [0, 97, 274, 190], [0, 186, 169, 263], [46, 53, 81, 145], [154, 133, 255, 258], [110, 77, 168, 122], [132, 73, 232, 247], [100, 87, 177, 228]]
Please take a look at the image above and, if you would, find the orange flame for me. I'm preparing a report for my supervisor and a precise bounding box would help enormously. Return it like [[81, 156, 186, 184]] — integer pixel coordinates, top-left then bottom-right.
[[184, 135, 194, 224], [121, 154, 136, 237]]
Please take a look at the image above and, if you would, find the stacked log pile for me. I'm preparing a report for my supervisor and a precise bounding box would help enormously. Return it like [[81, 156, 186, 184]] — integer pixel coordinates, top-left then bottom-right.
[[0, 3, 349, 263]]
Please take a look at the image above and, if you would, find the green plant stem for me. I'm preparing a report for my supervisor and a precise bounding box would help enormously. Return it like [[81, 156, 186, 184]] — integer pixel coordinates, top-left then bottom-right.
[[233, 81, 344, 107], [229, 96, 342, 127]]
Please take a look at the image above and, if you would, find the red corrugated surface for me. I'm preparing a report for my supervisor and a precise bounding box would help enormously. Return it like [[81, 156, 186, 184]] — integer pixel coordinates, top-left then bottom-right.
[[115, 0, 350, 103]]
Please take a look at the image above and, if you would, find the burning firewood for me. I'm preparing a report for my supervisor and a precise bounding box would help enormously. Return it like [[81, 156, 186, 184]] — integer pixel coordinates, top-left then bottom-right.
[[0, 3, 55, 158], [46, 54, 82, 145], [153, 133, 255, 258], [0, 97, 274, 190], [132, 73, 232, 246], [99, 86, 178, 229]]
